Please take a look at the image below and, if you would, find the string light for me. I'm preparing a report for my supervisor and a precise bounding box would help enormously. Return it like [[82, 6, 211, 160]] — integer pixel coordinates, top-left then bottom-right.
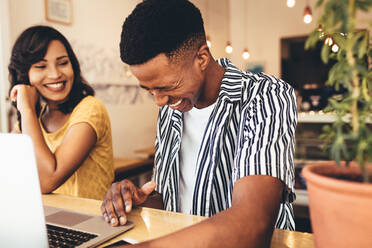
[[317, 25, 325, 39], [325, 37, 333, 46], [303, 5, 312, 24], [287, 0, 295, 8], [241, 0, 249, 60], [206, 35, 212, 48], [225, 0, 232, 54], [331, 44, 339, 53], [205, 1, 212, 48], [225, 41, 233, 54], [242, 48, 250, 60]]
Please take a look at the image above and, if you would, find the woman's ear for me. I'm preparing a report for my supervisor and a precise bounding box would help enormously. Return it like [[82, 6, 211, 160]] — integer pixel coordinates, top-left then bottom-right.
[[196, 44, 210, 71]]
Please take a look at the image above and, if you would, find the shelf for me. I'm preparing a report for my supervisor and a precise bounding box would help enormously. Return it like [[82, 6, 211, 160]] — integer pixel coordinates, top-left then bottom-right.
[[294, 189, 309, 206], [298, 112, 372, 124], [298, 112, 336, 123]]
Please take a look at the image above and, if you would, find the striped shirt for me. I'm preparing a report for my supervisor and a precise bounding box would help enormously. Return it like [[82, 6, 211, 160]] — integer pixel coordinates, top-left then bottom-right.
[[153, 58, 297, 230]]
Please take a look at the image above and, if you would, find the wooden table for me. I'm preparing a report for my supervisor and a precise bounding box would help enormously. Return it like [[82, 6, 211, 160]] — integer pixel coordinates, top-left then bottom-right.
[[135, 147, 155, 159], [42, 194, 314, 247], [113, 157, 154, 186], [114, 157, 154, 175]]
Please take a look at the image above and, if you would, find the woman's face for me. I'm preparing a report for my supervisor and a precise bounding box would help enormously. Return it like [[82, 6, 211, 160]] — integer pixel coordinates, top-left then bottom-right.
[[28, 40, 74, 106]]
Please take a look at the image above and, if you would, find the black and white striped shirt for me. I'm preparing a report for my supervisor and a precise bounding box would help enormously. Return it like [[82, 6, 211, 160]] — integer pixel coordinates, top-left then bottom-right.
[[153, 58, 297, 230]]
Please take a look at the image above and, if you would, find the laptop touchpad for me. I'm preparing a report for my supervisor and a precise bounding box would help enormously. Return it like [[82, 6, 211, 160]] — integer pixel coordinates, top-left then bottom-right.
[[46, 210, 93, 227]]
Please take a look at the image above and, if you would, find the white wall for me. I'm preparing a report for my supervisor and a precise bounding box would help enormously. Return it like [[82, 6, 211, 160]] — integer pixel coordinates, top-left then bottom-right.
[[227, 0, 370, 76], [192, 0, 230, 61], [228, 0, 322, 76]]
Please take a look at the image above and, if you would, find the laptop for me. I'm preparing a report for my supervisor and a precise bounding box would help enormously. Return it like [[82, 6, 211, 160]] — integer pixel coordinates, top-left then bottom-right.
[[0, 133, 134, 248]]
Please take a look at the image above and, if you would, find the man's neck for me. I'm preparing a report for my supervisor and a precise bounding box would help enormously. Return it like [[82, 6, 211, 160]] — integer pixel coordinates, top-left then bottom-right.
[[195, 58, 225, 109]]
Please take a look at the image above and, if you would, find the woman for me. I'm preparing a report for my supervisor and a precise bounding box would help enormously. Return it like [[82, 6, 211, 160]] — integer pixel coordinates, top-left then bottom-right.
[[8, 25, 114, 200]]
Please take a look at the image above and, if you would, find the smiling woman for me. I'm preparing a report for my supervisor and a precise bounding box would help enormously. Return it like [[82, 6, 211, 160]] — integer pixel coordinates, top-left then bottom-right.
[[27, 40, 74, 108], [7, 25, 114, 200]]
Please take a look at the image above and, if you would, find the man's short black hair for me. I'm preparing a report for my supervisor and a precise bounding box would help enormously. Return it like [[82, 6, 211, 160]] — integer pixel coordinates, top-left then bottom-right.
[[120, 0, 206, 65]]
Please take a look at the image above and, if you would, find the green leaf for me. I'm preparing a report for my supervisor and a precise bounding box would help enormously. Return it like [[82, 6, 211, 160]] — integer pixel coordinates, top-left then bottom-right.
[[315, 0, 324, 8], [354, 64, 368, 76], [333, 33, 346, 48], [358, 33, 368, 59], [349, 31, 365, 54], [355, 0, 372, 11], [305, 30, 322, 50], [321, 44, 330, 63]]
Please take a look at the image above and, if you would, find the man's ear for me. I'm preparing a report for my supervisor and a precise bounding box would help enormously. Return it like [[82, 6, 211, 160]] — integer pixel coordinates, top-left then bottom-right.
[[195, 44, 210, 71]]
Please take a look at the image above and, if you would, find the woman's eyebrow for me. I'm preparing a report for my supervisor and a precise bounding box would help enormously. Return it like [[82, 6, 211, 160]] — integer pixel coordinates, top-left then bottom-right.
[[37, 55, 68, 62], [56, 55, 68, 60]]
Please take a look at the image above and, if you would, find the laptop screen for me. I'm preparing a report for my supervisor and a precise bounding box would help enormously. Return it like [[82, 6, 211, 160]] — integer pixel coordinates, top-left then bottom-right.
[[0, 134, 49, 247]]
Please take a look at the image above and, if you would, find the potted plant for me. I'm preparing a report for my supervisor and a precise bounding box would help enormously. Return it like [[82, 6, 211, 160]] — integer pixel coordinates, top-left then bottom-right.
[[303, 0, 372, 247]]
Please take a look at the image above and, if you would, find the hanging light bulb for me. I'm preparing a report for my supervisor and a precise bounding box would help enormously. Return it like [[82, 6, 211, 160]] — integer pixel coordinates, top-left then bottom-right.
[[242, 48, 250, 60], [317, 24, 325, 39], [206, 35, 212, 48], [331, 44, 339, 53], [303, 5, 312, 24], [325, 37, 333, 46], [225, 41, 233, 54], [286, 0, 295, 8]]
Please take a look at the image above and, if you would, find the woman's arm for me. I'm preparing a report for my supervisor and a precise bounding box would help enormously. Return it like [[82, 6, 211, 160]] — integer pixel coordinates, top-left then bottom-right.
[[11, 85, 97, 193]]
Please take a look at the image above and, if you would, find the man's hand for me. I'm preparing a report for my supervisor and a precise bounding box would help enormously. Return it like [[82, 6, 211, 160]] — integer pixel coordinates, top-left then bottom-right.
[[100, 180, 156, 226]]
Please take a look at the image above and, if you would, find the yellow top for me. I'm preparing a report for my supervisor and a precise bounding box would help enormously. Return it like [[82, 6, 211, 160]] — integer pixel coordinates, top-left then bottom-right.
[[40, 96, 114, 200]]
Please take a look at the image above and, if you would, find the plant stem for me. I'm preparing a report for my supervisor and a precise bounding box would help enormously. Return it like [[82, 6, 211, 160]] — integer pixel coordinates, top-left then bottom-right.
[[347, 0, 360, 137]]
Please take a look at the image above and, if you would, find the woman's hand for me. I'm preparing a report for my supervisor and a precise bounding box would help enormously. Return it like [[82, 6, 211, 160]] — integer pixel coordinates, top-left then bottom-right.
[[10, 84, 39, 113]]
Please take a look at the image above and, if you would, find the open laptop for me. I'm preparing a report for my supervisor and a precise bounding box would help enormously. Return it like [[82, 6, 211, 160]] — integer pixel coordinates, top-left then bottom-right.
[[0, 133, 133, 248]]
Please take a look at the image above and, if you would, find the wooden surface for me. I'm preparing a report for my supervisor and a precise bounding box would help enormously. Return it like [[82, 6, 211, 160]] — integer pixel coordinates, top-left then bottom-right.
[[135, 147, 155, 159], [42, 194, 314, 247], [113, 157, 153, 175]]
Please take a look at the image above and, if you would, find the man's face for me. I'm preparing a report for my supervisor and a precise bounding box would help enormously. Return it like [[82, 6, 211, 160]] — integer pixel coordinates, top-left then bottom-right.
[[130, 53, 205, 112]]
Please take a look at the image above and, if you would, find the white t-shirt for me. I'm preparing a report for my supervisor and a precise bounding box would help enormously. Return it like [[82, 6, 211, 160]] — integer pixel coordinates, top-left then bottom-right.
[[178, 103, 215, 214]]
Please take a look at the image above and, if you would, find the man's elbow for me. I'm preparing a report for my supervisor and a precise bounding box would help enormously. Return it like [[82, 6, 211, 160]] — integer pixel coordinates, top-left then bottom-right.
[[253, 219, 276, 248]]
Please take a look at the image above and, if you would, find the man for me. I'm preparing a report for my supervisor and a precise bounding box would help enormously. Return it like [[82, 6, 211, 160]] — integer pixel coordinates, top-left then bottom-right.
[[101, 0, 297, 247]]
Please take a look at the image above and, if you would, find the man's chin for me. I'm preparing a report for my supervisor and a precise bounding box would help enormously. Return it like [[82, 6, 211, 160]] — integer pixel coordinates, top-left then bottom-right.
[[180, 105, 194, 112], [169, 99, 193, 112]]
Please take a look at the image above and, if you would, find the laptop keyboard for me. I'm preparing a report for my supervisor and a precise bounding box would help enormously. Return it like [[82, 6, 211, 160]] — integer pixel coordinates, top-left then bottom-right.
[[47, 224, 98, 248]]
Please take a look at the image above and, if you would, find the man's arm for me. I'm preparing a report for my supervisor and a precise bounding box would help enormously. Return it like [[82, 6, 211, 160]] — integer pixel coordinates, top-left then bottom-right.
[[130, 175, 283, 248]]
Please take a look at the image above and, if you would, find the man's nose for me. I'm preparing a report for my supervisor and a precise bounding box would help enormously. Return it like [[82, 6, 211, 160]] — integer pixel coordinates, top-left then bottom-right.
[[151, 90, 169, 107]]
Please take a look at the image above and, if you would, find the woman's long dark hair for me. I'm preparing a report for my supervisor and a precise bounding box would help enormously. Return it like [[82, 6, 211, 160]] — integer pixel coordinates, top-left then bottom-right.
[[8, 25, 94, 131]]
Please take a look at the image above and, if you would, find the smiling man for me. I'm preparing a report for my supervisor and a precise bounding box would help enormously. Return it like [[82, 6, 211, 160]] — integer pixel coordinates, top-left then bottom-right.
[[101, 0, 297, 247]]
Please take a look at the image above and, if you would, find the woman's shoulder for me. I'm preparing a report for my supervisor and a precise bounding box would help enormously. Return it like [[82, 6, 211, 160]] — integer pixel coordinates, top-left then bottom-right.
[[77, 95, 104, 106], [74, 96, 106, 112], [69, 96, 111, 133]]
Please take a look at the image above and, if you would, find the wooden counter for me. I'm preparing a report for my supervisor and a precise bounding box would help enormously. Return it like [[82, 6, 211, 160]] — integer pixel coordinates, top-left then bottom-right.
[[135, 147, 155, 159], [42, 194, 314, 247], [114, 157, 153, 175]]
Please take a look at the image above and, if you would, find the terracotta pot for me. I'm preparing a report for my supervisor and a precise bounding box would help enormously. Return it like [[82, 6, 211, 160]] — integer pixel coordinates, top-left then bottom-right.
[[302, 161, 372, 248]]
